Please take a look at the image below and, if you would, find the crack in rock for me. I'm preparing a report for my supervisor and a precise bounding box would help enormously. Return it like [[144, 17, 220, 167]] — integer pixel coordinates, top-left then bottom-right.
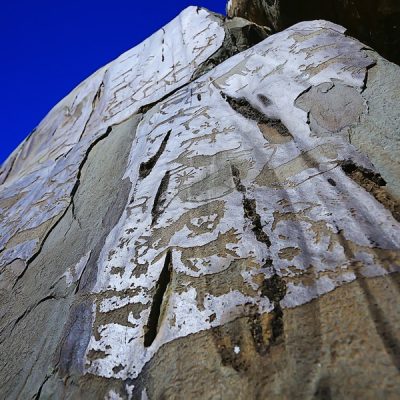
[[139, 130, 171, 179], [144, 250, 173, 347], [341, 160, 400, 222], [11, 127, 113, 289], [151, 171, 171, 226]]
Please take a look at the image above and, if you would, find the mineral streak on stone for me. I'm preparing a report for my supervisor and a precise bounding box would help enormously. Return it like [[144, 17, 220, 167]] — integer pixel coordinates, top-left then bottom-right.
[[1, 5, 400, 400]]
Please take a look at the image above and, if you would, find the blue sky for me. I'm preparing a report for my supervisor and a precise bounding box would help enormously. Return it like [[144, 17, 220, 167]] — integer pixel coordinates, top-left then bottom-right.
[[0, 0, 226, 164]]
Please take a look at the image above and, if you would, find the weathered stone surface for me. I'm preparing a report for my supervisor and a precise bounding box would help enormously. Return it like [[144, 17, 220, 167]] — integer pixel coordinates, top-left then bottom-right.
[[227, 0, 400, 65], [0, 7, 266, 273], [0, 115, 139, 399], [133, 273, 400, 400], [350, 51, 400, 199], [1, 6, 400, 400]]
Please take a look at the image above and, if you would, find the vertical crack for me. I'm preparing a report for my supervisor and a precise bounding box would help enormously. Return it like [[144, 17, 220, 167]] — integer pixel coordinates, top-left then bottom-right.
[[261, 274, 286, 339], [12, 127, 113, 289], [139, 130, 171, 179], [231, 164, 246, 193], [70, 187, 82, 230], [151, 171, 170, 226], [361, 60, 377, 93], [251, 273, 287, 355], [32, 375, 51, 400], [144, 250, 173, 347], [231, 165, 271, 247], [79, 79, 105, 141], [243, 198, 272, 247], [231, 165, 286, 352]]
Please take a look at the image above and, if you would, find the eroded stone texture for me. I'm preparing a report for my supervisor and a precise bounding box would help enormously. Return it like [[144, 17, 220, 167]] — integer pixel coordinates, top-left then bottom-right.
[[0, 7, 400, 400], [350, 51, 400, 199], [227, 0, 400, 65], [0, 7, 266, 272], [77, 21, 400, 391], [0, 115, 140, 399], [132, 273, 400, 399], [295, 82, 365, 136]]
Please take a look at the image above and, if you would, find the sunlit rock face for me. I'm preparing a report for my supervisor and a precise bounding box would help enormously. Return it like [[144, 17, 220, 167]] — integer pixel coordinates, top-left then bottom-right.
[[227, 0, 400, 65], [1, 6, 400, 400]]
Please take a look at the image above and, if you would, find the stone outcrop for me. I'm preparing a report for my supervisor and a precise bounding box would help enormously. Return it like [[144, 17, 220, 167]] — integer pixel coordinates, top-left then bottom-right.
[[0, 5, 400, 400], [227, 0, 400, 65]]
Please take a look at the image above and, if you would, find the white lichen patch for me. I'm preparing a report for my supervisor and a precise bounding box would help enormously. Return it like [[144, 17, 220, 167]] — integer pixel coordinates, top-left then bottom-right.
[[105, 390, 124, 400], [2, 8, 399, 386], [0, 7, 225, 269], [83, 20, 400, 380]]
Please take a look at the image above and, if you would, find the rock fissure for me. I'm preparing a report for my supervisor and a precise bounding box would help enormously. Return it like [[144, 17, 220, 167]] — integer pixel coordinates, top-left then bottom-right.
[[252, 274, 287, 354], [139, 130, 171, 179], [222, 92, 292, 142], [11, 127, 113, 289], [231, 165, 271, 247], [79, 79, 106, 141], [151, 171, 171, 226], [361, 60, 377, 93], [32, 375, 50, 400], [1, 294, 58, 346], [143, 250, 173, 347], [231, 163, 284, 354], [341, 160, 400, 222], [243, 198, 272, 247]]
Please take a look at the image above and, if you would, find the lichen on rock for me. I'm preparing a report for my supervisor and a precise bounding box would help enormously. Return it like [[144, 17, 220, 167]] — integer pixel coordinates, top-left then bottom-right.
[[1, 6, 400, 400]]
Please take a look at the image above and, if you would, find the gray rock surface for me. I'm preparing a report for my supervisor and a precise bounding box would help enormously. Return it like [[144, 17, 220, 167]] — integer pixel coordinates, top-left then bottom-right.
[[0, 6, 400, 400], [227, 0, 400, 65], [350, 52, 400, 199]]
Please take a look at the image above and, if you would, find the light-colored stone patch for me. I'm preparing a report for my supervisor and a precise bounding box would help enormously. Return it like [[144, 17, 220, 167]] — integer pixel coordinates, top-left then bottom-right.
[[83, 20, 400, 380], [0, 7, 226, 269]]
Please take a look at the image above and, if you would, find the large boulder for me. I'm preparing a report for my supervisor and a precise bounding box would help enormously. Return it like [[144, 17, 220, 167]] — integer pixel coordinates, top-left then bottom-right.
[[227, 0, 400, 65], [1, 6, 400, 400]]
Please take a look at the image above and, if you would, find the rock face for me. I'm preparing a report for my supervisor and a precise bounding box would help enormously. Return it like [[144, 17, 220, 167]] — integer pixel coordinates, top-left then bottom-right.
[[227, 0, 400, 65], [1, 6, 400, 400]]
